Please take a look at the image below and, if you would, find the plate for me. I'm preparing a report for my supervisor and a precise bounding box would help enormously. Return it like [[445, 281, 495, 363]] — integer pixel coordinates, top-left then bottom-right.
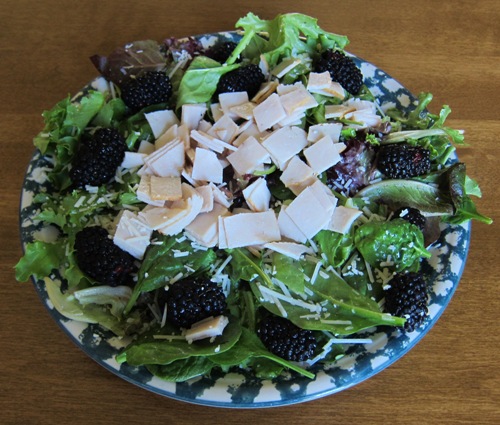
[[19, 31, 471, 407]]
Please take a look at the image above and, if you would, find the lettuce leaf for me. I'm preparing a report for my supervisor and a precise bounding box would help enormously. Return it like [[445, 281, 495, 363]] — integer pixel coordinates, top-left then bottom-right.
[[15, 241, 65, 282], [33, 184, 140, 235], [44, 278, 141, 336], [444, 163, 492, 224], [32, 90, 107, 190], [236, 13, 349, 71], [176, 56, 239, 108]]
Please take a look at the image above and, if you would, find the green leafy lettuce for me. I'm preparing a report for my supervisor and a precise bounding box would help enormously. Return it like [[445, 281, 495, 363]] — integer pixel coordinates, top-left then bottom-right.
[[176, 56, 240, 108], [15, 241, 65, 282], [236, 12, 349, 72], [33, 91, 105, 190], [44, 278, 141, 336]]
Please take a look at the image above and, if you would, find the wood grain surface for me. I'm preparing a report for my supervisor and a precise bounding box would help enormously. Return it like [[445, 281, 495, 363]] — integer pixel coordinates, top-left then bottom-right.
[[1, 1, 498, 424]]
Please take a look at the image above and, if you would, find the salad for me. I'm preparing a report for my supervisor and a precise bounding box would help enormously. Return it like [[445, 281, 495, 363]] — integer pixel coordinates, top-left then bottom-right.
[[16, 13, 491, 383]]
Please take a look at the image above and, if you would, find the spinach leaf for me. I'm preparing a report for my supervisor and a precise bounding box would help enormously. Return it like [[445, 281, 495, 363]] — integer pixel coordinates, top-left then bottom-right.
[[227, 248, 272, 285], [315, 229, 355, 268], [146, 356, 215, 382], [250, 278, 404, 335], [354, 219, 431, 272], [302, 267, 404, 329], [208, 328, 315, 379], [117, 316, 242, 366], [248, 357, 284, 380], [272, 252, 305, 294], [230, 248, 404, 334], [124, 234, 216, 314]]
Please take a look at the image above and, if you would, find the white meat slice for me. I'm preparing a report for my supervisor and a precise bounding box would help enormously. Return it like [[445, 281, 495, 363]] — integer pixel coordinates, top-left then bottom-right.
[[303, 135, 342, 174], [113, 210, 153, 260], [284, 185, 335, 239], [279, 155, 317, 195], [191, 147, 223, 183], [144, 138, 185, 177], [221, 210, 280, 248], [252, 93, 287, 132], [261, 126, 308, 170], [185, 316, 229, 342], [277, 206, 308, 243], [242, 178, 271, 212], [328, 206, 363, 234], [181, 103, 207, 131], [184, 203, 229, 247], [307, 123, 342, 143], [145, 109, 179, 139], [226, 136, 270, 175]]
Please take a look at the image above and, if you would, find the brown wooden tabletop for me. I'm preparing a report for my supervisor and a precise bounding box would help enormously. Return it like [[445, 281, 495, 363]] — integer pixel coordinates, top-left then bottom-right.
[[1, 0, 499, 423]]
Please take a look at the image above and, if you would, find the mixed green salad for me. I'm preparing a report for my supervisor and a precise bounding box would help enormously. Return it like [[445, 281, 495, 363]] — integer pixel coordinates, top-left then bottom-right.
[[16, 13, 491, 382]]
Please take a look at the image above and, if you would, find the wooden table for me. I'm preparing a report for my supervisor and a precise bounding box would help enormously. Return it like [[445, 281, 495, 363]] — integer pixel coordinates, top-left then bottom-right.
[[2, 1, 498, 423]]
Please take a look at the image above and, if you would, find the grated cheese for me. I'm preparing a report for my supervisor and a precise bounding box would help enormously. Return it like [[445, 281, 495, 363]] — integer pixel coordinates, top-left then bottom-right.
[[258, 285, 321, 313]]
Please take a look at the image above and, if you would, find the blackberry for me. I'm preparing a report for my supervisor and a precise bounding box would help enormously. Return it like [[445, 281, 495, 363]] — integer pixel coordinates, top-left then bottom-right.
[[384, 272, 428, 332], [216, 64, 264, 99], [377, 143, 431, 179], [314, 49, 363, 95], [391, 207, 426, 231], [205, 41, 239, 64], [165, 278, 226, 328], [120, 71, 172, 112], [257, 315, 317, 362], [70, 128, 127, 187], [74, 226, 135, 286]]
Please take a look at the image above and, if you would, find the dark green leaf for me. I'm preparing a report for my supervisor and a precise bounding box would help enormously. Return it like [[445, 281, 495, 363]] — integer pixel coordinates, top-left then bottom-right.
[[272, 252, 305, 293], [354, 219, 431, 272], [315, 229, 355, 268], [117, 317, 242, 366], [146, 357, 215, 382], [209, 327, 314, 379]]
